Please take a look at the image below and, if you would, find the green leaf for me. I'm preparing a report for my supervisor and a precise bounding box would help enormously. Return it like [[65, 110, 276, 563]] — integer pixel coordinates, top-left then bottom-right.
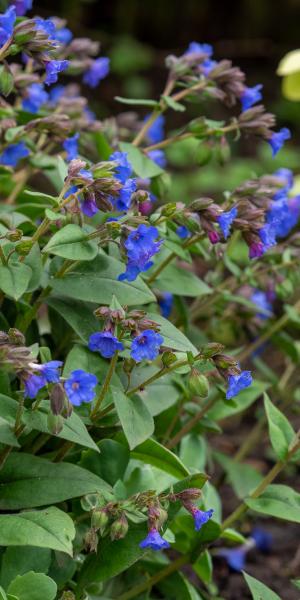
[[243, 572, 281, 600], [23, 403, 99, 452], [192, 550, 212, 585], [111, 387, 154, 450], [221, 528, 246, 544], [23, 190, 58, 206], [155, 264, 212, 297], [245, 484, 300, 523], [264, 394, 295, 460], [77, 523, 148, 587], [282, 72, 300, 101], [0, 507, 75, 556], [0, 453, 112, 509], [47, 297, 99, 342], [0, 547, 51, 590], [207, 381, 269, 421], [0, 262, 32, 300], [51, 254, 155, 306], [63, 345, 122, 388], [147, 312, 197, 354], [0, 416, 19, 447], [23, 244, 43, 292], [7, 572, 57, 600], [114, 96, 159, 107], [162, 95, 186, 112], [119, 142, 164, 178], [0, 588, 7, 600], [130, 437, 190, 479], [43, 224, 98, 261], [214, 451, 263, 498], [80, 439, 130, 486]]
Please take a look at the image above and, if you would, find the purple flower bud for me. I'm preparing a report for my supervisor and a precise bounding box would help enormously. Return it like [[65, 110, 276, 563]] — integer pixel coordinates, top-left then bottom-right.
[[249, 240, 264, 259], [64, 369, 98, 406], [208, 230, 220, 244], [268, 127, 291, 157], [130, 329, 164, 362], [88, 331, 124, 359], [83, 57, 110, 88], [81, 194, 98, 217], [139, 528, 170, 551], [240, 84, 263, 112], [226, 370, 252, 399]]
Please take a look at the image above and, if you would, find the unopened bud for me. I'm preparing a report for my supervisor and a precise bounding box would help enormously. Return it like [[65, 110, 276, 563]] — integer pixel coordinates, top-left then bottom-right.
[[110, 513, 129, 541], [84, 527, 98, 553], [60, 592, 76, 600], [188, 369, 209, 397], [215, 137, 230, 166], [47, 413, 64, 435], [148, 505, 168, 530], [0, 65, 14, 97], [176, 488, 202, 502], [161, 351, 177, 367], [8, 328, 25, 346], [91, 508, 109, 534], [201, 342, 225, 359], [15, 240, 34, 256], [161, 202, 177, 217], [6, 229, 23, 242], [195, 142, 212, 166], [50, 384, 65, 415], [132, 189, 150, 204]]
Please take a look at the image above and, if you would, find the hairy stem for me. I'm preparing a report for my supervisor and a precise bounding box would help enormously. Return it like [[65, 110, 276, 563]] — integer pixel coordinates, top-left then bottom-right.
[[166, 395, 217, 449], [91, 352, 119, 419]]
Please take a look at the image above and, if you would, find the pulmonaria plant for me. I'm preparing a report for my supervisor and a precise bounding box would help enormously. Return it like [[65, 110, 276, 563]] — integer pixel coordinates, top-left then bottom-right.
[[0, 4, 298, 600]]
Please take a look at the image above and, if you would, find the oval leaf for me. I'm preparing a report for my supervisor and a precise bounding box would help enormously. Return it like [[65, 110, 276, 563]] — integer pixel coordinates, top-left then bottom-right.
[[43, 224, 98, 261]]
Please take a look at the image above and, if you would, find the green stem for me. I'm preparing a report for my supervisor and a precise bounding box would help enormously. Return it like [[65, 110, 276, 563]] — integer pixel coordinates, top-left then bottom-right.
[[127, 355, 195, 396], [147, 233, 205, 285], [0, 245, 6, 265], [118, 553, 190, 600], [91, 352, 119, 419]]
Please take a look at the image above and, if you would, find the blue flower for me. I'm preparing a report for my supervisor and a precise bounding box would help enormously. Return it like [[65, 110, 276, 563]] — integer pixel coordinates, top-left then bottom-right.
[[192, 508, 214, 531], [202, 58, 218, 76], [88, 331, 124, 358], [119, 224, 163, 282], [40, 360, 63, 383], [0, 142, 29, 167], [83, 57, 110, 88], [22, 83, 49, 113], [159, 292, 174, 318], [217, 546, 248, 571], [64, 369, 98, 406], [176, 225, 190, 239], [63, 133, 79, 162], [268, 128, 291, 157], [54, 26, 73, 44], [251, 527, 272, 552], [109, 151, 132, 183], [147, 149, 166, 168], [240, 84, 263, 112], [24, 374, 46, 399], [217, 207, 237, 239], [81, 195, 98, 217], [139, 528, 170, 551], [145, 114, 165, 144], [130, 329, 164, 362], [185, 42, 213, 57], [258, 224, 277, 251], [115, 178, 137, 211], [12, 0, 32, 17], [251, 290, 273, 320], [226, 370, 252, 399], [273, 167, 293, 200], [35, 17, 56, 40], [49, 84, 65, 104], [0, 6, 16, 48], [45, 60, 69, 85]]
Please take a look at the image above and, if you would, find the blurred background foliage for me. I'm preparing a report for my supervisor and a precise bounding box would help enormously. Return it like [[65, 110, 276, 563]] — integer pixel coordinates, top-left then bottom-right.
[[30, 0, 300, 199]]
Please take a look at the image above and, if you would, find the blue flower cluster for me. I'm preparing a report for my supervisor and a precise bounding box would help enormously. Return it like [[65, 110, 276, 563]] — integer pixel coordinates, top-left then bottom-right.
[[88, 329, 164, 362], [119, 224, 163, 282]]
